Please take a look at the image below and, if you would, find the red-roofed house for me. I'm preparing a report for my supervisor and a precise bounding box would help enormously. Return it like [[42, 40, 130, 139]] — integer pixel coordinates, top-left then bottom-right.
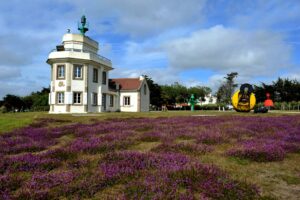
[[109, 76, 150, 112]]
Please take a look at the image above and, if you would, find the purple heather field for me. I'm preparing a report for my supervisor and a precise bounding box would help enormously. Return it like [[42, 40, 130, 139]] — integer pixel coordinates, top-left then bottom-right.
[[0, 115, 299, 199]]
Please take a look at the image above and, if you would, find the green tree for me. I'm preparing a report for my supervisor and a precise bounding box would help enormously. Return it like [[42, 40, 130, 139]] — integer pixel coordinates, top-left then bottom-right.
[[173, 82, 189, 103], [161, 85, 177, 105], [273, 78, 299, 102], [29, 87, 50, 111], [254, 82, 274, 103], [217, 72, 238, 104], [254, 78, 300, 103], [2, 94, 25, 112], [161, 82, 212, 105], [143, 75, 162, 108], [19, 87, 50, 111], [216, 84, 227, 103], [22, 95, 34, 110], [188, 86, 211, 101], [161, 82, 188, 104]]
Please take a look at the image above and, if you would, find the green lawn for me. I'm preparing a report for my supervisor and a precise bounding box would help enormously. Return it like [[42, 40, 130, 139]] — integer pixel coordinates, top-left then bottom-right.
[[0, 112, 43, 133]]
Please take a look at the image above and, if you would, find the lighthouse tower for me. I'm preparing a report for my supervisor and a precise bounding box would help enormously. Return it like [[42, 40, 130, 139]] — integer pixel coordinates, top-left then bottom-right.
[[47, 16, 116, 113]]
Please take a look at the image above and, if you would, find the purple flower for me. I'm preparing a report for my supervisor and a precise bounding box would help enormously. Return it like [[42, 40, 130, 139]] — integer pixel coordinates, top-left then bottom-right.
[[7, 153, 61, 172], [227, 139, 286, 162], [152, 142, 212, 155], [16, 171, 76, 199]]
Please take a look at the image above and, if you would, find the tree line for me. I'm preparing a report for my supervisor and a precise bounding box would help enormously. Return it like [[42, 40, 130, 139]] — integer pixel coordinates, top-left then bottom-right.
[[144, 75, 212, 109], [0, 88, 50, 113], [1, 74, 299, 112], [254, 78, 300, 103], [215, 73, 300, 108], [254, 78, 300, 110], [147, 73, 300, 110]]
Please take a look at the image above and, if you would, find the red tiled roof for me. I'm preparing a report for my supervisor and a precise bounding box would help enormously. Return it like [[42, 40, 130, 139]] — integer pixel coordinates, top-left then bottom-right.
[[110, 78, 142, 90]]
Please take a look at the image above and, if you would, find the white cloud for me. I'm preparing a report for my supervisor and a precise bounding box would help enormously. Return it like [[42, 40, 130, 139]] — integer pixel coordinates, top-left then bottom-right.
[[231, 0, 300, 29], [108, 36, 181, 85], [111, 66, 179, 85], [65, 0, 206, 37], [206, 74, 224, 92], [0, 80, 42, 99], [115, 41, 166, 68], [111, 0, 205, 37], [164, 25, 292, 76]]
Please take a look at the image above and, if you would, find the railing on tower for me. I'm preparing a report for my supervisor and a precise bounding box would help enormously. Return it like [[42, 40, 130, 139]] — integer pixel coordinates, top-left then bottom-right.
[[50, 48, 112, 64]]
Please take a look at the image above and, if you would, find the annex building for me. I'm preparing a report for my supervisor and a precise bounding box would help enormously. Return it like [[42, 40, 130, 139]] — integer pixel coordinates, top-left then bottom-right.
[[47, 16, 150, 113]]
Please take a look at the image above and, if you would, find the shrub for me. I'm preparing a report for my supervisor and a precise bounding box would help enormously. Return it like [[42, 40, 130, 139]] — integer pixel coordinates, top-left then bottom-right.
[[0, 174, 25, 192], [69, 132, 134, 154], [227, 140, 286, 162], [16, 171, 76, 200], [196, 130, 225, 145], [42, 148, 77, 161], [124, 163, 260, 200], [7, 153, 61, 172], [99, 151, 190, 180], [0, 106, 8, 113]]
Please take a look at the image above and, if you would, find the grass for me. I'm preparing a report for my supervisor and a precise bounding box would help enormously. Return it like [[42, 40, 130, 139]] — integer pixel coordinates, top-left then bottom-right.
[[0, 112, 41, 133], [198, 144, 300, 199], [129, 141, 161, 152], [277, 174, 300, 185], [1, 110, 300, 199]]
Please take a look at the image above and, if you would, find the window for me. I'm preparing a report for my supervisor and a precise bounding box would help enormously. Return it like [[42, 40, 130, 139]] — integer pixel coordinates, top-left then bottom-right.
[[102, 94, 106, 111], [110, 95, 114, 107], [92, 93, 98, 105], [57, 92, 64, 104], [73, 92, 82, 104], [124, 96, 130, 106], [102, 71, 107, 85], [73, 65, 83, 79], [144, 84, 147, 95], [57, 65, 65, 79], [93, 68, 98, 83]]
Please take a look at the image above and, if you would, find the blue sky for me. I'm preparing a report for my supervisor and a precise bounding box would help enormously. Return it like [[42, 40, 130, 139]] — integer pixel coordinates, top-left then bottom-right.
[[0, 0, 300, 99]]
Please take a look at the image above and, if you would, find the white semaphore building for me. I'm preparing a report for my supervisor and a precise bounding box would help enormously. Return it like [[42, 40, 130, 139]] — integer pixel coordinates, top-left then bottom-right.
[[47, 16, 149, 113]]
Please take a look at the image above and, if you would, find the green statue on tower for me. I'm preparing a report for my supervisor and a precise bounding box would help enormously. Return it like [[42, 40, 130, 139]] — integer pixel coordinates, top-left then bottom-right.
[[78, 15, 89, 35]]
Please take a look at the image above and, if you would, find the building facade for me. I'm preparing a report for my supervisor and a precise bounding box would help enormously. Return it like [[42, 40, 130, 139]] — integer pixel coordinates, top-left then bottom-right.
[[196, 94, 217, 105], [47, 20, 149, 113], [111, 78, 150, 112]]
